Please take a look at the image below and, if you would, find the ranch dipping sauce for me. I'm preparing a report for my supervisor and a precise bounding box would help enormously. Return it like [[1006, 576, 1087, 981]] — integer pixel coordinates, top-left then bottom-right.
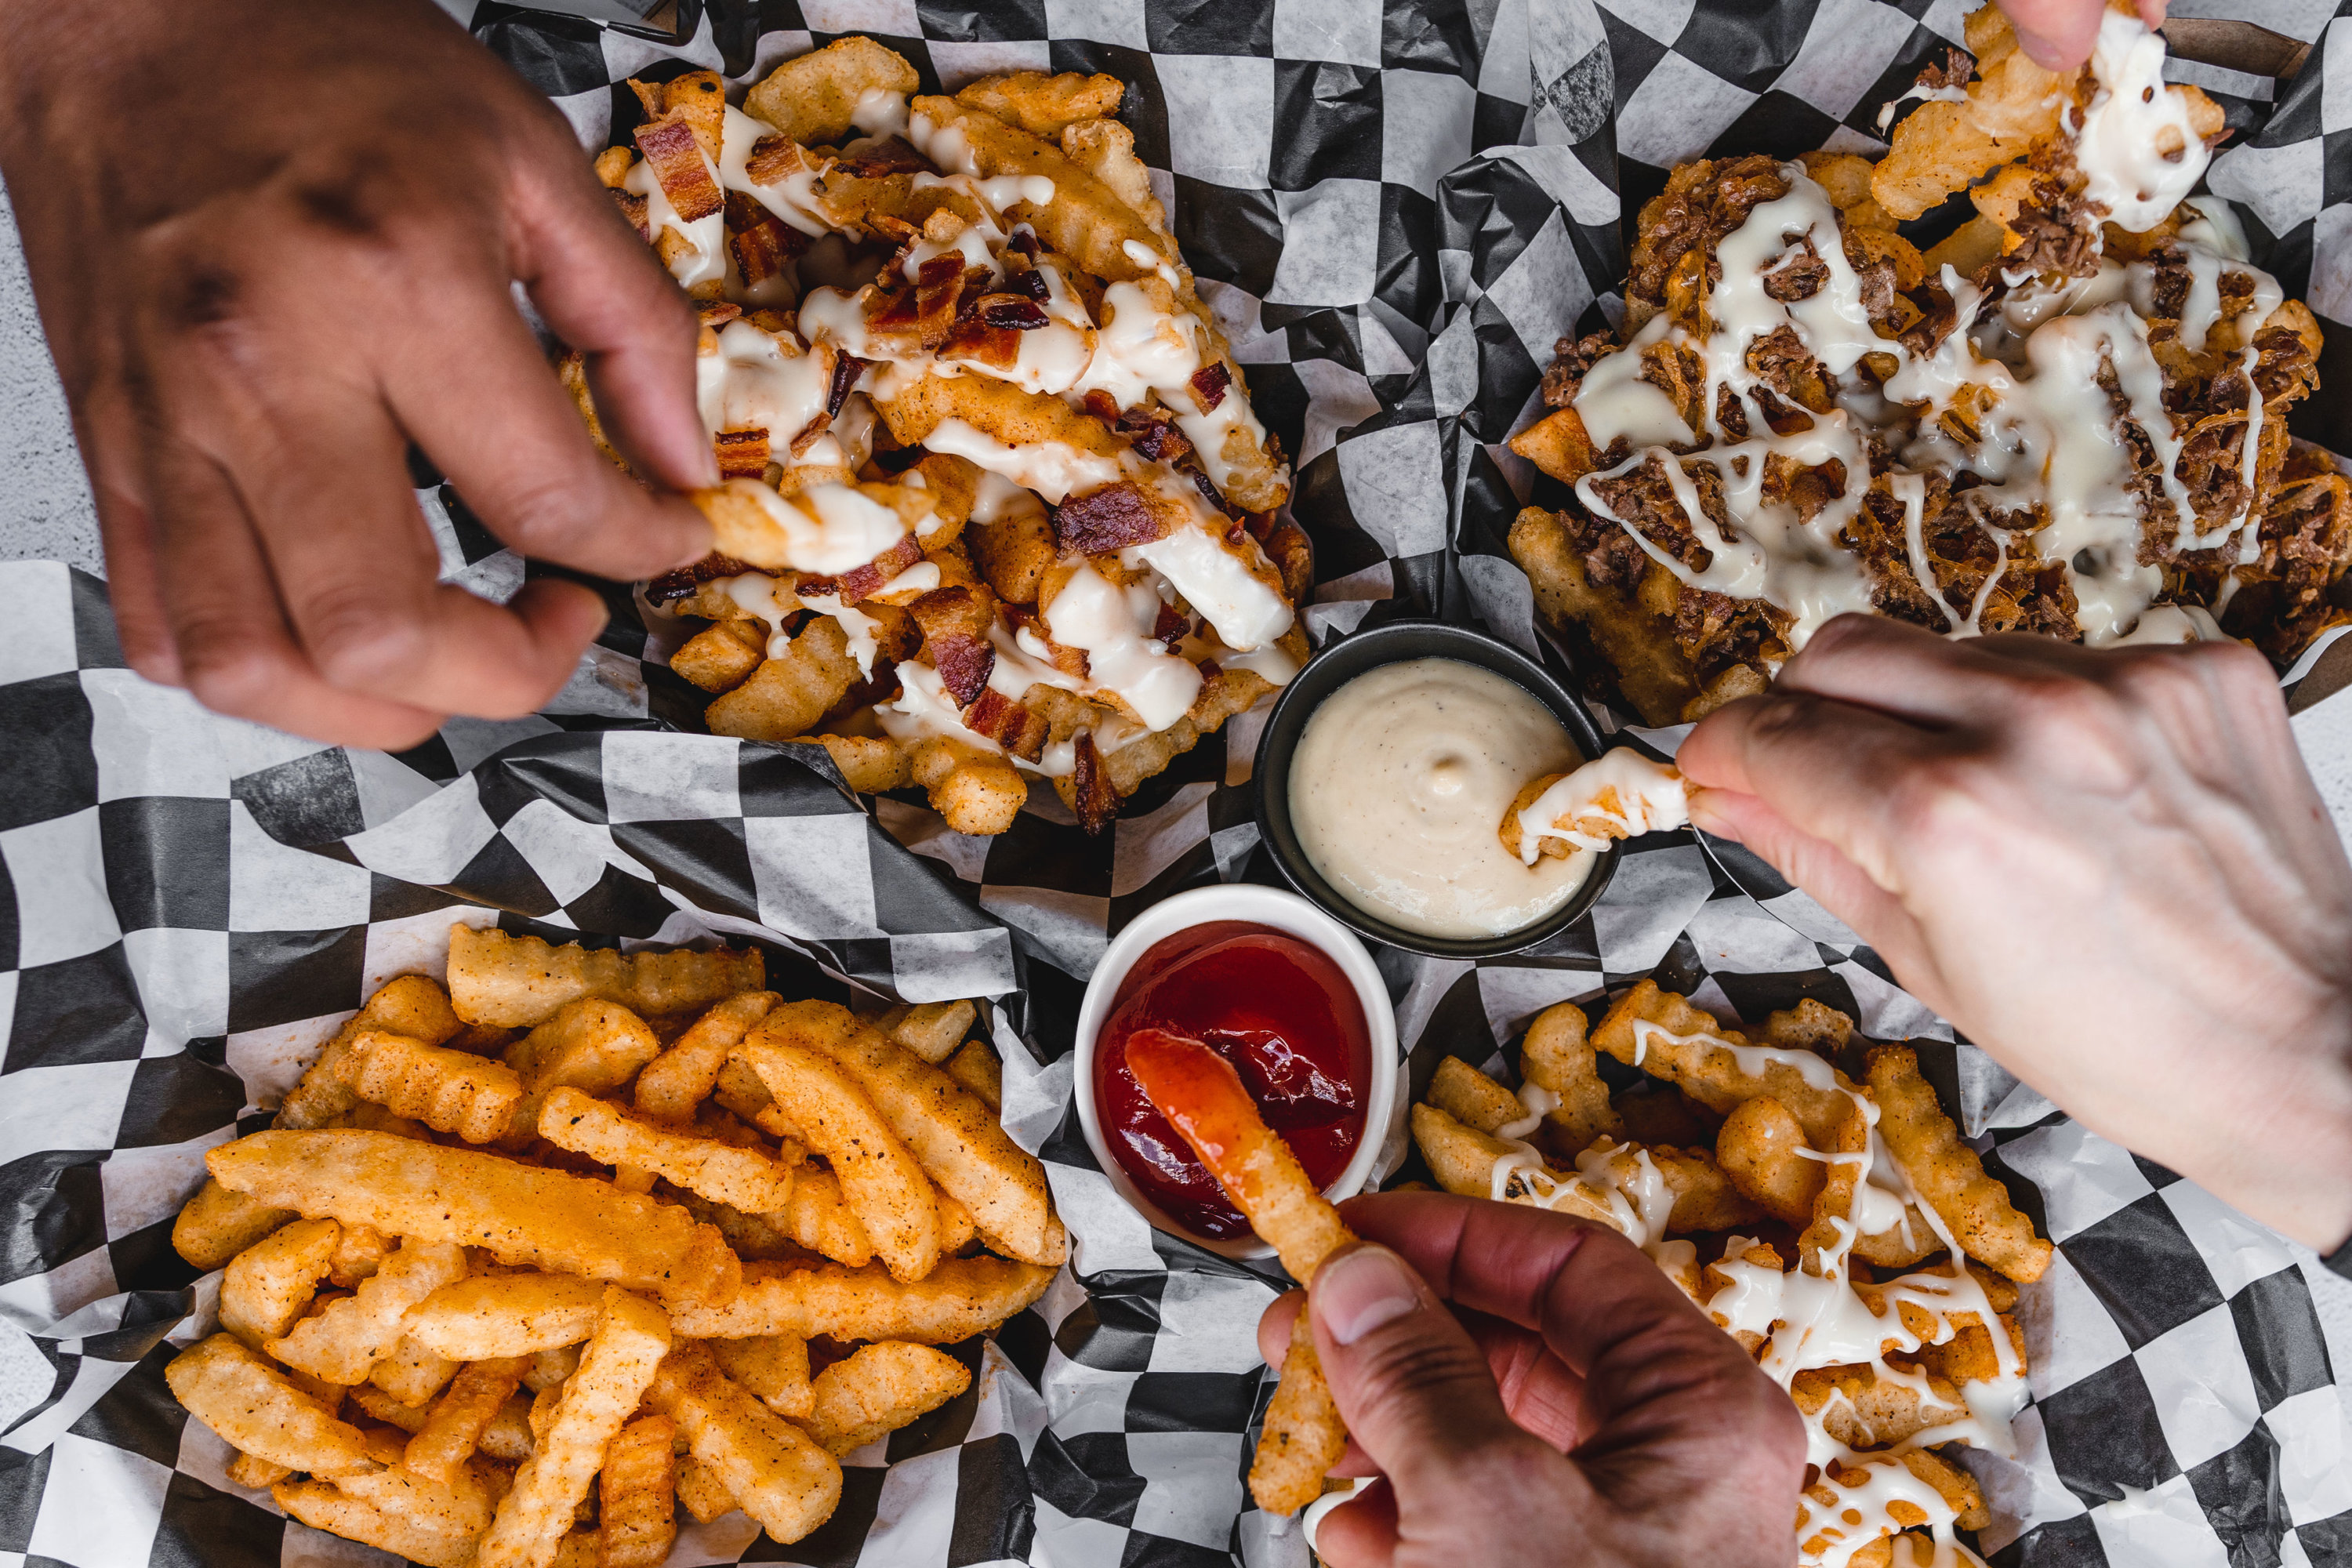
[[1287, 658, 1596, 938]]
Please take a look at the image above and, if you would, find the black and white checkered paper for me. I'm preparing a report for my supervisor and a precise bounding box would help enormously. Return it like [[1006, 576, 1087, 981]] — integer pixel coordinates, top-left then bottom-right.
[[4, 3, 2351, 1566]]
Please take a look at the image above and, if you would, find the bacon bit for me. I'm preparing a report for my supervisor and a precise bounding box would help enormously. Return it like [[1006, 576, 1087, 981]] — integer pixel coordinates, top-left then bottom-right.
[[1122, 412, 1192, 464], [909, 586, 999, 704], [1008, 267, 1050, 303], [799, 532, 923, 602], [1198, 658, 1222, 681], [870, 260, 968, 349], [731, 220, 794, 288], [1190, 361, 1232, 412], [742, 133, 804, 188], [1225, 521, 1248, 546], [916, 255, 967, 288], [932, 634, 995, 705], [981, 296, 1051, 330], [634, 116, 722, 223], [1192, 468, 1236, 516], [647, 553, 760, 605], [1263, 521, 1313, 601], [1054, 484, 1167, 554], [1082, 390, 1122, 426], [940, 310, 1023, 372], [1152, 604, 1189, 648], [1071, 733, 1120, 836], [830, 136, 931, 177], [612, 188, 652, 241], [1006, 225, 1040, 258], [696, 300, 744, 328], [787, 412, 833, 459], [963, 688, 1047, 760], [714, 428, 770, 479]]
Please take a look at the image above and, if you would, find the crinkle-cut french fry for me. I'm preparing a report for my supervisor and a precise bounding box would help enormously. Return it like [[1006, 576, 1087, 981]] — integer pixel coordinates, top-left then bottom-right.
[[764, 1000, 1055, 1266], [943, 1038, 1001, 1112], [713, 1335, 814, 1420], [1798, 1098, 1871, 1276], [705, 616, 861, 742], [1592, 980, 1862, 1149], [742, 35, 918, 147], [479, 1392, 535, 1463], [220, 1217, 339, 1347], [799, 1341, 971, 1457], [349, 1381, 431, 1432], [275, 1461, 505, 1568], [506, 1000, 663, 1137], [1866, 1047, 2053, 1283], [551, 1532, 598, 1568], [173, 1178, 296, 1271], [772, 1168, 979, 1268], [328, 1223, 391, 1288], [597, 1413, 678, 1568], [644, 1341, 841, 1545], [635, 993, 781, 1123], [1251, 1334, 1347, 1518], [910, 739, 1027, 836], [406, 1355, 530, 1484], [713, 1055, 795, 1137], [881, 1000, 976, 1065], [735, 1033, 938, 1283], [667, 1254, 1055, 1342], [875, 372, 1126, 474], [524, 1345, 581, 1393], [537, 1087, 795, 1214], [280, 975, 465, 1130], [953, 70, 1123, 138], [1517, 1000, 1625, 1157], [358, 1425, 412, 1467], [448, 924, 764, 1030], [411, 1273, 610, 1360], [368, 1334, 460, 1407], [267, 1237, 469, 1385], [1408, 1103, 1628, 1233], [1428, 1057, 1520, 1136], [226, 1450, 294, 1490], [1715, 1095, 1823, 1226], [209, 1131, 742, 1307], [671, 619, 768, 694], [675, 1454, 739, 1523], [790, 733, 911, 794], [343, 1029, 524, 1144], [477, 1287, 672, 1568], [1792, 1364, 1969, 1451], [1060, 118, 1167, 237], [166, 1334, 376, 1476]]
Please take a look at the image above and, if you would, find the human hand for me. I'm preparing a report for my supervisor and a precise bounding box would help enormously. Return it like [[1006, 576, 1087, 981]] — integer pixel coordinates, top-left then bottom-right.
[[0, 0, 713, 749], [1679, 615, 2352, 1251], [1996, 0, 2167, 71], [1255, 1192, 1803, 1568]]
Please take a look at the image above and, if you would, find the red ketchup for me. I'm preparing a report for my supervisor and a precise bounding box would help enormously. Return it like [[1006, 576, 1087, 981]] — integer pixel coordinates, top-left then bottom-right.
[[1093, 921, 1372, 1237]]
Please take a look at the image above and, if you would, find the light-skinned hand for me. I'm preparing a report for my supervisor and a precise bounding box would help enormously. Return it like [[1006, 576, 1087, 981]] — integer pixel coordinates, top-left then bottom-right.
[[1679, 615, 2352, 1253], [0, 0, 713, 749], [1997, 0, 2167, 71]]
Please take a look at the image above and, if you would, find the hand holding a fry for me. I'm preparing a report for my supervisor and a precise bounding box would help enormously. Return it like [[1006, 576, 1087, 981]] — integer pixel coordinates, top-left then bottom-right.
[[1259, 1193, 1804, 1568], [1680, 614, 2352, 1253], [0, 0, 713, 747], [1994, 0, 2165, 71]]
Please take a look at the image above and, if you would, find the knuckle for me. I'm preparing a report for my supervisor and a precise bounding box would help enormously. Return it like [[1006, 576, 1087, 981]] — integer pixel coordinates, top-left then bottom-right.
[[491, 474, 608, 555], [301, 589, 432, 691], [180, 636, 290, 717]]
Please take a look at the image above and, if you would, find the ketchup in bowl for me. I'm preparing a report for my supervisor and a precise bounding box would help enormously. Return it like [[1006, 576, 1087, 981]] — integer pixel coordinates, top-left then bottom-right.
[[1091, 920, 1372, 1237]]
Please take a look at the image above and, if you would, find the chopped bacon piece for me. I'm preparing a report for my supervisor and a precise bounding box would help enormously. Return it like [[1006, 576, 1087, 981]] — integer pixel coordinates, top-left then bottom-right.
[[908, 586, 1000, 706], [1262, 521, 1312, 602], [1070, 732, 1120, 836], [870, 258, 969, 348], [939, 308, 1024, 371], [1190, 361, 1232, 412], [830, 136, 931, 176], [787, 412, 833, 459], [981, 296, 1051, 331], [633, 116, 722, 222], [798, 532, 924, 603], [1054, 484, 1168, 554], [1008, 267, 1050, 303], [1192, 468, 1239, 517], [714, 428, 770, 479], [962, 688, 1047, 760], [647, 553, 760, 605], [1120, 408, 1192, 463], [1152, 604, 1189, 648], [916, 255, 967, 288], [826, 354, 866, 416], [725, 196, 807, 289], [742, 133, 806, 188], [1005, 225, 1040, 259], [697, 300, 744, 328], [612, 188, 652, 241], [1083, 390, 1122, 426], [1197, 658, 1222, 681]]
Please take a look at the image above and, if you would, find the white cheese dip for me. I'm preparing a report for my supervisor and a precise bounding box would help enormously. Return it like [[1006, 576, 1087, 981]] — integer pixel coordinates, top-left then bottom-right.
[[1288, 658, 1596, 938]]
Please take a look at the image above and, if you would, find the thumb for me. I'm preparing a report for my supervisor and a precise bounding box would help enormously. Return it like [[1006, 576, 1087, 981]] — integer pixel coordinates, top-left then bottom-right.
[[1309, 1243, 1569, 1504], [1996, 0, 2106, 70]]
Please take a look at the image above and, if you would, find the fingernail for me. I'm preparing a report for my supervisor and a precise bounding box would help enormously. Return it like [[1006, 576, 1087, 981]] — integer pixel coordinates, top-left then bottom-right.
[[2013, 27, 2073, 71], [1312, 1245, 1421, 1345], [1684, 787, 1739, 841]]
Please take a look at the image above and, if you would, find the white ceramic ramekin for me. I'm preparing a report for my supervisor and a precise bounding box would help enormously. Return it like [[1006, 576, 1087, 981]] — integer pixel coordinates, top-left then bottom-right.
[[1071, 884, 1398, 1264]]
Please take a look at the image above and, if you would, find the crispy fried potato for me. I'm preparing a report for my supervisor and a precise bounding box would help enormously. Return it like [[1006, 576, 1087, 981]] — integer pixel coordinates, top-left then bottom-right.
[[1508, 508, 1699, 728], [173, 1178, 296, 1272], [956, 71, 1123, 139], [675, 1454, 739, 1524], [707, 615, 863, 742], [645, 1341, 842, 1545], [1509, 407, 1608, 485], [944, 1038, 1001, 1112], [1715, 1095, 1823, 1226], [539, 1087, 796, 1214], [744, 37, 919, 149], [268, 1237, 469, 1385], [713, 1334, 815, 1420], [410, 1272, 610, 1360], [220, 1216, 339, 1348], [275, 1460, 506, 1568], [598, 1414, 679, 1568], [667, 1254, 1054, 1341], [672, 619, 769, 695], [1593, 981, 1862, 1149], [167, 1334, 376, 1476], [209, 1131, 741, 1306], [907, 96, 1173, 285], [790, 732, 913, 793], [877, 371, 1127, 481], [800, 1341, 971, 1457], [368, 1334, 460, 1406], [448, 926, 763, 1030], [1254, 1333, 1346, 1519], [345, 1029, 524, 1144], [349, 1380, 430, 1432], [405, 1354, 530, 1484], [1518, 1000, 1624, 1156], [478, 1287, 673, 1568], [506, 999, 664, 1135], [635, 992, 782, 1123], [226, 1450, 294, 1490], [1867, 1046, 2052, 1282], [1060, 118, 1167, 236], [909, 738, 1028, 836], [281, 975, 466, 1129], [967, 498, 1057, 604], [881, 1000, 977, 1065], [737, 1030, 938, 1282], [1428, 1056, 1522, 1137]]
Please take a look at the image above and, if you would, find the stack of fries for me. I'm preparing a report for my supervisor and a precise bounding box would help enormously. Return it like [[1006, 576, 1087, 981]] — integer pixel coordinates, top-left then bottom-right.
[[1410, 982, 2053, 1568], [1507, 0, 2349, 727], [572, 40, 1312, 837], [166, 926, 1060, 1567]]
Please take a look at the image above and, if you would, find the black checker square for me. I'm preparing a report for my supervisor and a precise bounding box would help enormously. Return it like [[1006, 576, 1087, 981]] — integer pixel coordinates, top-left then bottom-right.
[[559, 861, 674, 940], [1055, 1283, 1165, 1371], [66, 1345, 186, 1471], [2183, 1422, 2289, 1565], [1125, 1369, 1261, 1434], [2230, 1265, 2336, 1410], [1029, 1429, 1145, 1527], [949, 1432, 1038, 1567], [0, 673, 96, 836], [2057, 1192, 2225, 1350], [226, 924, 366, 1036], [1169, 175, 1283, 298], [147, 1472, 284, 1568], [229, 749, 365, 849], [114, 1053, 246, 1152], [6, 946, 147, 1072], [2033, 1358, 2179, 1505], [918, 0, 1046, 41], [105, 1214, 205, 1298], [1989, 1514, 2108, 1568], [1668, 0, 1817, 90], [0, 1150, 106, 1288], [1709, 89, 1840, 162], [1271, 60, 1383, 189], [607, 818, 750, 913], [97, 796, 230, 935], [1120, 1531, 1233, 1568], [1143, 0, 1269, 56]]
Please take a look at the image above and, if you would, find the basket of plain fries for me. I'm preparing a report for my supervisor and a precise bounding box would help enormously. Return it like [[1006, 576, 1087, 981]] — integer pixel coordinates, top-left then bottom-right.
[[5, 4, 2352, 1568]]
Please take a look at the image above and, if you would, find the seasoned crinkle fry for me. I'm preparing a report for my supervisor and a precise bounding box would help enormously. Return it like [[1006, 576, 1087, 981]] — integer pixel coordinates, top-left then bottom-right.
[[735, 1031, 939, 1283], [953, 70, 1123, 138], [880, 1000, 977, 1065], [281, 975, 466, 1129], [705, 614, 862, 742], [405, 1354, 530, 1484], [220, 1216, 339, 1347], [713, 1334, 815, 1420], [944, 1038, 1002, 1112], [1254, 1334, 1347, 1519], [538, 1087, 796, 1214], [343, 1029, 524, 1144], [1517, 1001, 1625, 1156], [1594, 980, 1861, 1148], [742, 35, 918, 147], [448, 925, 763, 1029], [506, 999, 664, 1133], [167, 1334, 377, 1476], [635, 992, 780, 1122], [597, 1414, 679, 1568], [644, 1341, 843, 1545], [478, 1287, 673, 1568], [275, 1461, 506, 1568], [172, 1178, 296, 1271], [267, 1237, 468, 1385], [368, 1334, 460, 1406], [409, 1273, 608, 1359], [676, 1455, 739, 1524], [1715, 1095, 1823, 1226], [1866, 1047, 2053, 1283], [800, 1341, 972, 1456], [668, 1254, 1054, 1342], [209, 1131, 742, 1307], [1428, 1056, 1522, 1137]]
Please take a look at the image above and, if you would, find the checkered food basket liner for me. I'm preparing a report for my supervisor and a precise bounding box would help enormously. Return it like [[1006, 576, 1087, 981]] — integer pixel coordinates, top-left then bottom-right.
[[3, 3, 2350, 1566]]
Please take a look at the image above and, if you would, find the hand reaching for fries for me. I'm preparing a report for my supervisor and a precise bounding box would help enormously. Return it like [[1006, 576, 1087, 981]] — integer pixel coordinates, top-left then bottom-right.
[[0, 0, 713, 748], [1680, 614, 2352, 1254], [1257, 1193, 1805, 1568], [1994, 0, 2165, 71]]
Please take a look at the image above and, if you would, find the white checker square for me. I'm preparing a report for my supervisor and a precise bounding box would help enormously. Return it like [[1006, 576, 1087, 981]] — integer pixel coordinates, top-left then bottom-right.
[[26, 1432, 170, 1566], [0, 808, 121, 969], [1272, 0, 1380, 67], [862, 1448, 958, 1555], [2021, 1250, 2133, 1400], [1149, 1270, 1281, 1374], [440, 714, 560, 777], [228, 801, 371, 932], [1484, 212, 1593, 368], [1609, 0, 1696, 44], [1112, 781, 1215, 898], [1040, 1352, 1139, 1437], [227, 1012, 352, 1117], [122, 925, 230, 1046], [980, 884, 1110, 978], [886, 928, 1016, 1003], [0, 561, 78, 687], [343, 774, 499, 886], [102, 1129, 230, 1242], [2207, 136, 2325, 252], [1044, 0, 1147, 49], [1127, 1430, 1249, 1547], [498, 798, 625, 907], [1681, 894, 1825, 975], [1032, 1504, 1136, 1568], [1047, 1163, 1163, 1276], [1773, 0, 1919, 119], [746, 814, 882, 938], [1158, 53, 1275, 187], [1588, 844, 1717, 972], [1615, 49, 1760, 168], [80, 670, 230, 803], [0, 971, 14, 1069], [0, 1059, 133, 1168], [929, 39, 1052, 87], [2267, 1385, 2352, 1524], [667, 1514, 765, 1568], [604, 731, 743, 824], [1379, 67, 1476, 195], [2090, 1472, 2232, 1568], [1479, 0, 1533, 104], [2159, 1181, 2295, 1300], [1331, 414, 1447, 556], [800, 0, 919, 33], [2136, 1303, 2263, 1471], [1994, 1119, 2154, 1243], [1474, 960, 1602, 1051], [363, 905, 499, 999]]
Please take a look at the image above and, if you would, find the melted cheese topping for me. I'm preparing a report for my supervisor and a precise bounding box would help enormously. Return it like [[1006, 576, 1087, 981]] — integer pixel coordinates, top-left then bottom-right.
[[1513, 749, 1690, 863], [626, 154, 726, 287], [1042, 561, 1203, 729]]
